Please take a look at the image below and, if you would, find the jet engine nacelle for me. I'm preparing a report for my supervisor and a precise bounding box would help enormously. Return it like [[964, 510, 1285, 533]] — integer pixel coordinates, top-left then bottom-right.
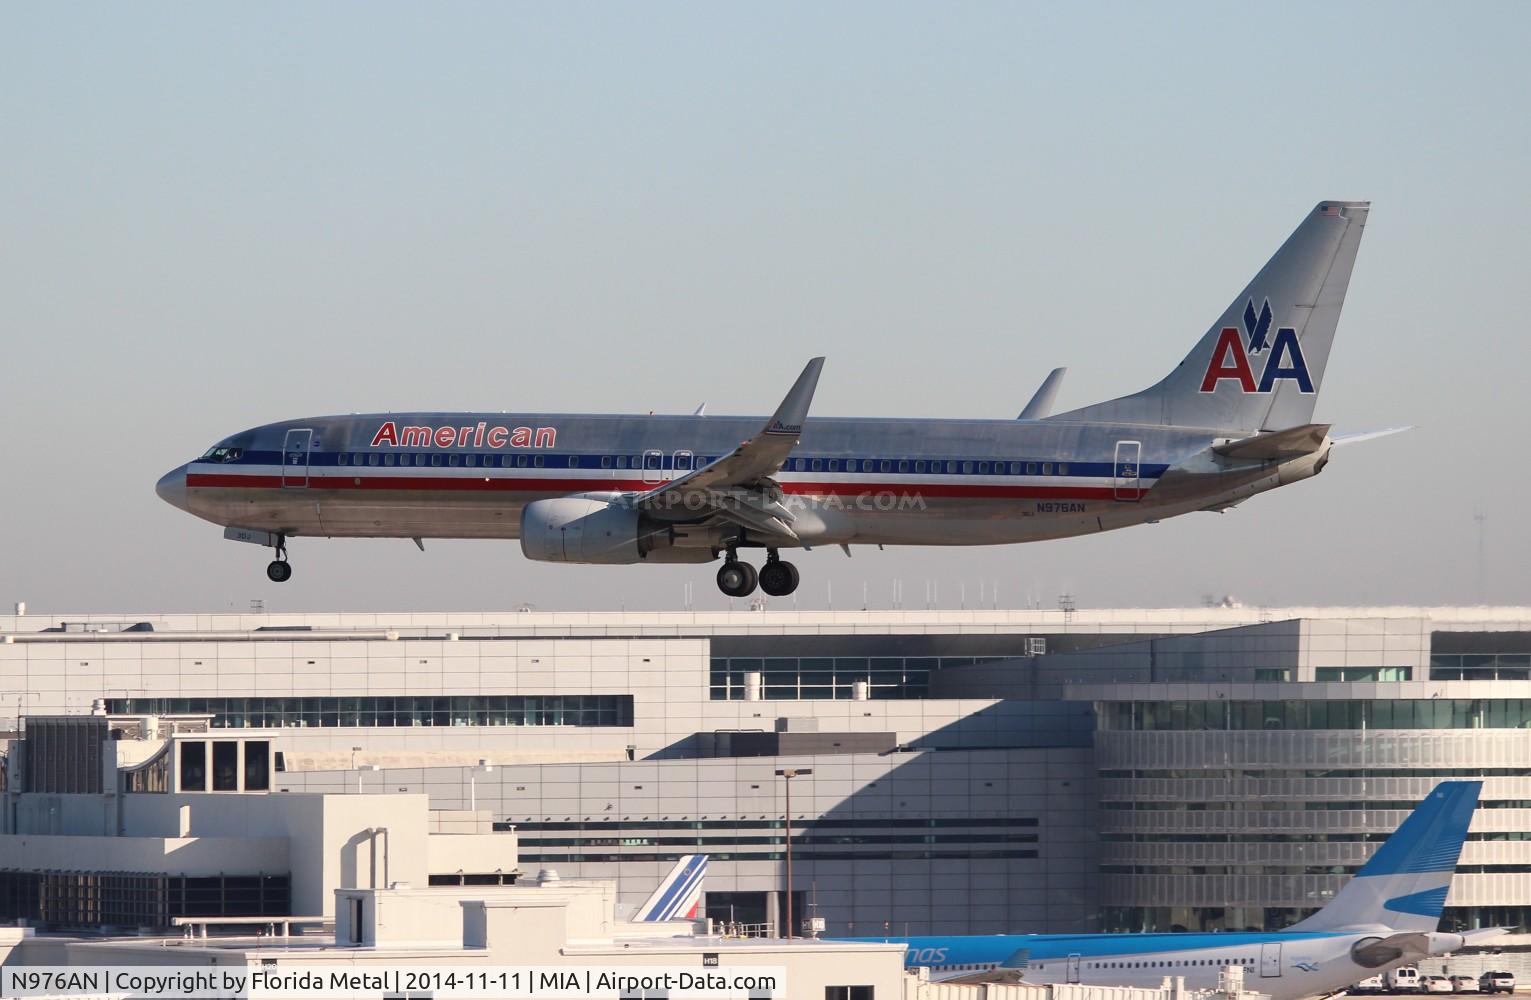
[[519, 496, 715, 565]]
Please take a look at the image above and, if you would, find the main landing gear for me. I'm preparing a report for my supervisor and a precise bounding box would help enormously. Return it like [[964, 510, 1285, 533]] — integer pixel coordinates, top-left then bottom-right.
[[266, 535, 293, 583], [716, 549, 799, 598]]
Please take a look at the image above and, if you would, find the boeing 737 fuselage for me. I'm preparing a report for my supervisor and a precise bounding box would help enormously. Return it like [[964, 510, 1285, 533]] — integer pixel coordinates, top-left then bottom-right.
[[156, 202, 1387, 596]]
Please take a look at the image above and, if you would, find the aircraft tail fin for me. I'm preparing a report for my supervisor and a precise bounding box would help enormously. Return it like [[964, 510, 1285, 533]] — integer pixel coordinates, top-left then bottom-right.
[[1288, 781, 1480, 932], [1052, 201, 1369, 432], [633, 854, 707, 922]]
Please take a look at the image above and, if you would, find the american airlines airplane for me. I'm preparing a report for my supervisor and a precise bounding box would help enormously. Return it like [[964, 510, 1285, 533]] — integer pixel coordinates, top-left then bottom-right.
[[156, 201, 1391, 596], [842, 782, 1496, 999]]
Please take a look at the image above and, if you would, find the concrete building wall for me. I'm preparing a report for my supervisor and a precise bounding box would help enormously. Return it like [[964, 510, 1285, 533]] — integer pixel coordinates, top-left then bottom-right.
[[0, 832, 287, 874]]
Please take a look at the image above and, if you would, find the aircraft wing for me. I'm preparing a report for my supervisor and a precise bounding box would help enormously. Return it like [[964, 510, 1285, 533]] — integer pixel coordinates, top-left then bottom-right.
[[633, 358, 824, 541]]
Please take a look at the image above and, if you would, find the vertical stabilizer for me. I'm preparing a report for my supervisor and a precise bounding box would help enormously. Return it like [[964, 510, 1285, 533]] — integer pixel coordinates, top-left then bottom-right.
[[633, 854, 708, 921], [1051, 201, 1369, 432], [1288, 781, 1480, 932]]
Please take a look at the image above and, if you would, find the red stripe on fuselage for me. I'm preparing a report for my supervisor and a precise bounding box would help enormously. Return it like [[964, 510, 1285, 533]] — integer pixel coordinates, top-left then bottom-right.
[[186, 472, 1122, 501]]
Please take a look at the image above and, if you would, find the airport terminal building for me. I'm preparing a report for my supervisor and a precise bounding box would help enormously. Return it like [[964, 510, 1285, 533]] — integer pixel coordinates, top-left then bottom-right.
[[4, 605, 1531, 937]]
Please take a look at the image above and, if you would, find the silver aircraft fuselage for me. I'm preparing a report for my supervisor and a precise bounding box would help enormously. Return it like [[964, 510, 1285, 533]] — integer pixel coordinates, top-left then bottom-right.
[[157, 411, 1328, 546], [154, 201, 1374, 589]]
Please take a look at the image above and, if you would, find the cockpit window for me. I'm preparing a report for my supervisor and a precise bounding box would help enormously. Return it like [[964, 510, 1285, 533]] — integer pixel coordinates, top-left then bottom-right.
[[201, 447, 243, 463]]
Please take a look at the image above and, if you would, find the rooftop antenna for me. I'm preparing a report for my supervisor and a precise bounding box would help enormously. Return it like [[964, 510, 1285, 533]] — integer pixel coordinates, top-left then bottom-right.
[[1474, 508, 1488, 605]]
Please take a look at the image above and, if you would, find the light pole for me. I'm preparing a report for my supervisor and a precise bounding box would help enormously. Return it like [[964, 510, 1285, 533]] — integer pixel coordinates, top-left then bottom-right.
[[470, 760, 494, 812], [774, 767, 812, 938]]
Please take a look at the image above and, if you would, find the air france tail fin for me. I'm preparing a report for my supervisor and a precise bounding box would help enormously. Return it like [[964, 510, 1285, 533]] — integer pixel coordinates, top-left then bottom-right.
[[633, 855, 707, 922], [1052, 201, 1369, 433], [1288, 781, 1480, 933]]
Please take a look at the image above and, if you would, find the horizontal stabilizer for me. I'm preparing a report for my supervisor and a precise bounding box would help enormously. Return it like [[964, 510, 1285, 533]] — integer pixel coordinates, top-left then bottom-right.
[[1333, 426, 1412, 447], [1213, 423, 1330, 461], [1018, 368, 1067, 420]]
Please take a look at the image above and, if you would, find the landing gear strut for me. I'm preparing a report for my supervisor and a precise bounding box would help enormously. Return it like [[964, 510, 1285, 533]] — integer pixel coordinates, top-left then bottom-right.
[[716, 552, 758, 598], [266, 535, 292, 583], [758, 550, 800, 597]]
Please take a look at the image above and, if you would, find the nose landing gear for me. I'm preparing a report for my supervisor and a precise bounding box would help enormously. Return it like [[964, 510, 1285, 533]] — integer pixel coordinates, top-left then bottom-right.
[[265, 535, 293, 583]]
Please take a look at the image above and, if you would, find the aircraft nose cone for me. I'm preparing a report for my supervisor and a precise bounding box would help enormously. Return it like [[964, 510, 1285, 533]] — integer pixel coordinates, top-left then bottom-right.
[[156, 464, 190, 512]]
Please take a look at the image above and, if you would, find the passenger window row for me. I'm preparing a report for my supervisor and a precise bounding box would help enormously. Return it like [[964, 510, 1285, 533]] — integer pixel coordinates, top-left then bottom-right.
[[323, 454, 1075, 475]]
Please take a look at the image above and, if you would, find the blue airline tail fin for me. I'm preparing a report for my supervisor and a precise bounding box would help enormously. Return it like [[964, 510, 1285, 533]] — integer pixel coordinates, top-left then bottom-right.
[[633, 855, 707, 922], [1288, 781, 1480, 932]]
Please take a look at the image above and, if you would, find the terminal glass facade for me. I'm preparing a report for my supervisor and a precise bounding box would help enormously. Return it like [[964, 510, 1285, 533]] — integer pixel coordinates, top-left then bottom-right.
[[500, 816, 1041, 864], [708, 656, 1006, 700], [1097, 699, 1531, 730], [105, 695, 634, 729]]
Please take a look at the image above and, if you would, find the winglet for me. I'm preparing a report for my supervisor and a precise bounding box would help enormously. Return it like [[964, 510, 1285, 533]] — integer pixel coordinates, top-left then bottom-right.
[[764, 357, 825, 439], [1018, 368, 1067, 420]]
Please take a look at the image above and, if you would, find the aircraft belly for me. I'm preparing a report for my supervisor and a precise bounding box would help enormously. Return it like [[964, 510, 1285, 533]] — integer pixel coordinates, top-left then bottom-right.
[[192, 481, 1205, 546], [315, 490, 527, 538], [192, 488, 529, 539], [831, 495, 1158, 545]]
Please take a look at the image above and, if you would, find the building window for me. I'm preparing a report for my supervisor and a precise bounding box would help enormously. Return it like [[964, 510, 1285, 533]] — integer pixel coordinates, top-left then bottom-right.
[[244, 741, 269, 791], [825, 987, 874, 999], [212, 741, 239, 791], [180, 742, 206, 792], [108, 695, 636, 730]]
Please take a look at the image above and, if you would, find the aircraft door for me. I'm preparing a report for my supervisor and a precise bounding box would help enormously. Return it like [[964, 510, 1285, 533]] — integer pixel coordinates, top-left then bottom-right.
[[673, 450, 694, 477], [1113, 440, 1142, 501], [1067, 953, 1082, 984], [1260, 941, 1282, 978], [282, 429, 313, 488], [641, 449, 665, 485]]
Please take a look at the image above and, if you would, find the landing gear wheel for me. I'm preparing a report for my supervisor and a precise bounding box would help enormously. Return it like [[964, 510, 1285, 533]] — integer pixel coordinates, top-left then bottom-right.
[[759, 559, 799, 597], [716, 559, 758, 598], [266, 560, 293, 583]]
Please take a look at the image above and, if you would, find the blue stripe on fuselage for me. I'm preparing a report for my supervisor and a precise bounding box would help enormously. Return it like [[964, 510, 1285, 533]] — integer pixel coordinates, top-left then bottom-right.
[[201, 450, 1170, 481], [835, 931, 1345, 968]]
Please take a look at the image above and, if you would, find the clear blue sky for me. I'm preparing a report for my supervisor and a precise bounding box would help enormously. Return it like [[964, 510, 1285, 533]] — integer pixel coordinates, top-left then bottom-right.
[[3, 2, 1528, 612]]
